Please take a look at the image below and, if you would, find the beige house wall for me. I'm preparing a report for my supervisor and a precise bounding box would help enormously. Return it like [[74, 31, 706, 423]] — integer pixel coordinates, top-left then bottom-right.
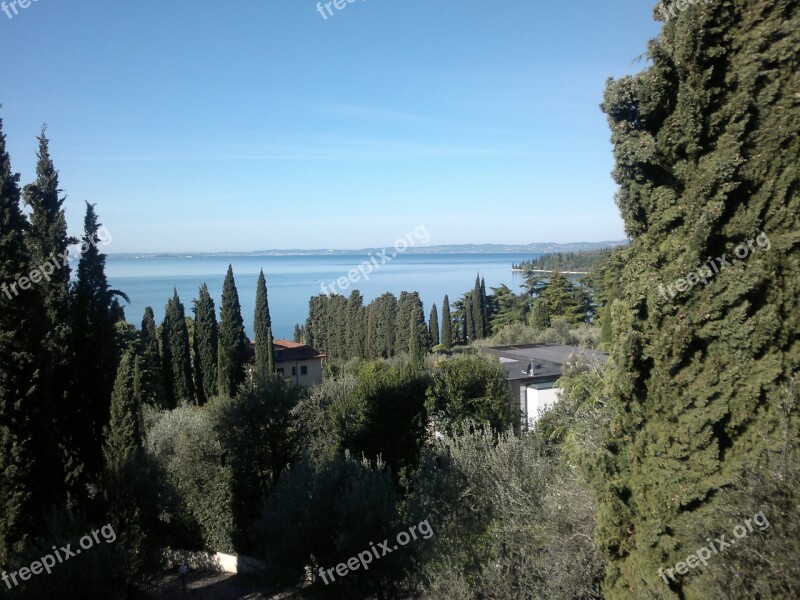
[[276, 358, 323, 387]]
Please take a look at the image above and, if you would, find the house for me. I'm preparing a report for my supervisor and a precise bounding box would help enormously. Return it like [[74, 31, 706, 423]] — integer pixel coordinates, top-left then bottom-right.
[[248, 339, 326, 387], [273, 339, 325, 386], [481, 344, 609, 433]]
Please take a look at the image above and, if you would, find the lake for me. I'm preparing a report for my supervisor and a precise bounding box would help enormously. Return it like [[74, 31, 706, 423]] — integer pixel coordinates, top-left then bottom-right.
[[106, 253, 541, 339]]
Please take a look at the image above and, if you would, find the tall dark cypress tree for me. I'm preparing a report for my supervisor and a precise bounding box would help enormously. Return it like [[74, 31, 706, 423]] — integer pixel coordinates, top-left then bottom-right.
[[587, 2, 800, 597], [464, 293, 476, 343], [395, 292, 424, 355], [161, 289, 194, 406], [441, 295, 452, 350], [345, 290, 366, 360], [218, 265, 248, 397], [138, 307, 166, 408], [429, 303, 440, 348], [471, 275, 485, 340], [254, 270, 275, 376], [366, 293, 397, 359], [68, 202, 127, 494], [480, 277, 490, 337], [23, 128, 72, 341], [0, 119, 51, 564], [193, 284, 218, 404], [409, 303, 427, 367], [104, 351, 141, 471], [21, 128, 73, 507]]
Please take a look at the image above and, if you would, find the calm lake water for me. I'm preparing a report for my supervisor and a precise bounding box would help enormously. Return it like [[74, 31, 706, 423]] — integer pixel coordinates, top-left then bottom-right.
[[106, 253, 540, 339]]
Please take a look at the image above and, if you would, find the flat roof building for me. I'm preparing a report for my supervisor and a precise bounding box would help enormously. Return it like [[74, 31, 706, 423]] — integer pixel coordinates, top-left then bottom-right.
[[481, 344, 609, 433]]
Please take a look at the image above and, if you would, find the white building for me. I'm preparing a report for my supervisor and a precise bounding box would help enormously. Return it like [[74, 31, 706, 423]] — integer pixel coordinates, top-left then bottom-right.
[[481, 344, 609, 433]]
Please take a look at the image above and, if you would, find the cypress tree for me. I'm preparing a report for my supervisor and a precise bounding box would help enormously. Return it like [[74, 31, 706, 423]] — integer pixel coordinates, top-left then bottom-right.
[[293, 324, 304, 344], [218, 265, 247, 397], [365, 293, 397, 359], [0, 118, 50, 564], [328, 294, 348, 361], [441, 295, 452, 350], [138, 307, 166, 408], [69, 203, 127, 483], [161, 289, 194, 406], [395, 292, 424, 355], [429, 303, 440, 347], [409, 303, 427, 367], [104, 351, 141, 471], [464, 294, 476, 343], [471, 276, 484, 340], [23, 128, 72, 341], [480, 277, 490, 337], [21, 128, 73, 506], [254, 270, 275, 376], [345, 289, 366, 360], [588, 2, 800, 597], [193, 284, 218, 404]]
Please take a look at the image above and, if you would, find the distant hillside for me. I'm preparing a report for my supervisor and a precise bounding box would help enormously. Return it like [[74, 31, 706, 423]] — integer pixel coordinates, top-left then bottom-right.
[[109, 241, 629, 258], [513, 247, 619, 273]]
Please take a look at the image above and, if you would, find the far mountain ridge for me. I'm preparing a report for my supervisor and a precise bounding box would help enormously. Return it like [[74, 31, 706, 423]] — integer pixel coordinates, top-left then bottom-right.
[[109, 240, 629, 258]]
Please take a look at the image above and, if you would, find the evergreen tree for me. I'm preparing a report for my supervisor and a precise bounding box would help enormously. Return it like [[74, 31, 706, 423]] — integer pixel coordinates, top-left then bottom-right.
[[0, 118, 50, 564], [365, 293, 397, 359], [138, 307, 166, 408], [193, 284, 218, 404], [464, 294, 476, 343], [527, 298, 552, 331], [480, 276, 490, 337], [254, 270, 275, 376], [218, 265, 248, 397], [429, 303, 440, 347], [293, 324, 304, 344], [23, 128, 72, 340], [588, 2, 800, 597], [489, 284, 526, 331], [21, 128, 73, 507], [161, 289, 194, 406], [68, 202, 128, 495], [441, 295, 452, 350], [471, 276, 485, 340], [104, 351, 141, 471], [396, 292, 424, 354], [409, 302, 428, 367], [345, 290, 366, 360], [538, 272, 588, 324]]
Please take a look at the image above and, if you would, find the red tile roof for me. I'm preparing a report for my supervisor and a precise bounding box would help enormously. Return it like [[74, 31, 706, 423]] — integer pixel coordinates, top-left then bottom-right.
[[247, 339, 326, 362]]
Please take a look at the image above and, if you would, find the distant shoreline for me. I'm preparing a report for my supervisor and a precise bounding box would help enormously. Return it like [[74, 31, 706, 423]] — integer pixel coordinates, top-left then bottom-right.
[[512, 269, 590, 275], [106, 241, 628, 259]]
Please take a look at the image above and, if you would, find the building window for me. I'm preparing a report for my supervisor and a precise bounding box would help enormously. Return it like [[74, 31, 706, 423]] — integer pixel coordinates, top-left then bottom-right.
[[301, 365, 308, 376], [291, 366, 297, 376]]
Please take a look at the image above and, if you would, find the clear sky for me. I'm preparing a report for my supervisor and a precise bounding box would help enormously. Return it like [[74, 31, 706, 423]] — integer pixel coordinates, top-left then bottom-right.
[[1, 0, 662, 253]]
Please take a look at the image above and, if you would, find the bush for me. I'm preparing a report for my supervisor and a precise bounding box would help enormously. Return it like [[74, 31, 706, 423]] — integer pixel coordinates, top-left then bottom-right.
[[144, 405, 234, 553], [405, 425, 604, 599], [212, 373, 303, 552], [251, 453, 404, 598], [425, 354, 514, 435]]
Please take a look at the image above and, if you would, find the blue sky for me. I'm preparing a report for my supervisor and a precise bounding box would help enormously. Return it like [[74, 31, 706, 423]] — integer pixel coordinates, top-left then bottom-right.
[[1, 1, 662, 252]]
